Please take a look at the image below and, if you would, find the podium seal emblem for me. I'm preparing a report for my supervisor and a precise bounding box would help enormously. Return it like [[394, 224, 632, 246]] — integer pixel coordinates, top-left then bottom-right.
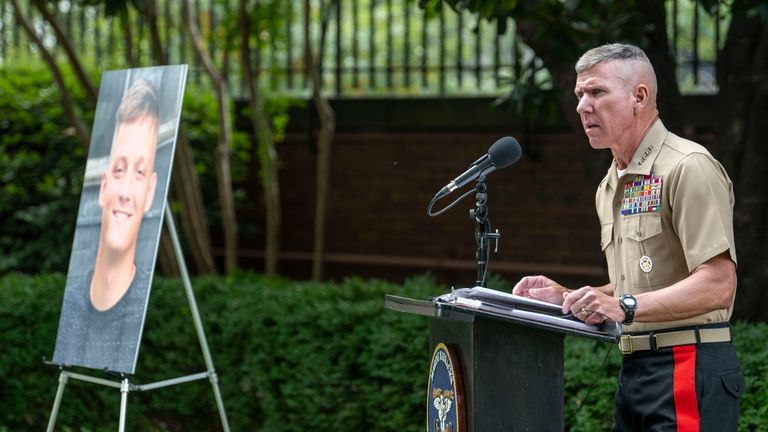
[[427, 343, 465, 432]]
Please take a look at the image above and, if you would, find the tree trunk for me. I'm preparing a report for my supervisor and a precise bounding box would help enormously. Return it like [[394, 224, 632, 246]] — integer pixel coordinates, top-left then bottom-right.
[[31, 0, 97, 103], [214, 83, 238, 273], [118, 7, 137, 67], [172, 130, 219, 274], [306, 0, 337, 282], [143, 0, 168, 64], [240, 0, 281, 277], [716, 3, 768, 321], [10, 0, 90, 150], [183, 0, 239, 272]]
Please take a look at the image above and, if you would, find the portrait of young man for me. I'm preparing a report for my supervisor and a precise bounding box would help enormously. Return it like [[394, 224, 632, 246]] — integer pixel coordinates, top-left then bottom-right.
[[53, 66, 187, 374]]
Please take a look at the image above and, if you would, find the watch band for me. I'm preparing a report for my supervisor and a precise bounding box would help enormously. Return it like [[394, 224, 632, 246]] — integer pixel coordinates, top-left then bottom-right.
[[620, 294, 637, 325]]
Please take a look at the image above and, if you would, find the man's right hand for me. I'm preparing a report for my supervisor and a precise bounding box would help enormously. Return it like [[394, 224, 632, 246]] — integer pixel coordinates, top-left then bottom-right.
[[512, 275, 570, 305]]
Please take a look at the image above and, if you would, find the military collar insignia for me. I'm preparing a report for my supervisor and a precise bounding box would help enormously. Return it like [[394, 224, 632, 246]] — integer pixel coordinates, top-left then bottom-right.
[[637, 145, 655, 166], [626, 120, 667, 176], [606, 120, 668, 191]]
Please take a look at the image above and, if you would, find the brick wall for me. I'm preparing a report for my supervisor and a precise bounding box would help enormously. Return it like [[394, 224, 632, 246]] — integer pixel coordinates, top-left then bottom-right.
[[230, 97, 716, 288]]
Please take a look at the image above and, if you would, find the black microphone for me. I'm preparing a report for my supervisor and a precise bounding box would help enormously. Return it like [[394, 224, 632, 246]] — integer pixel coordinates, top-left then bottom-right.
[[436, 137, 522, 199]]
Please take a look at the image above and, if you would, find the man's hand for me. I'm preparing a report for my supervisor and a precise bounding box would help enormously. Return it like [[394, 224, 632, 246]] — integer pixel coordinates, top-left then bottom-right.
[[561, 286, 624, 325], [512, 275, 570, 305]]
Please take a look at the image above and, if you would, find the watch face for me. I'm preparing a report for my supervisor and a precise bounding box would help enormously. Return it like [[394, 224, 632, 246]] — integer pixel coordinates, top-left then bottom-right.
[[623, 296, 637, 308]]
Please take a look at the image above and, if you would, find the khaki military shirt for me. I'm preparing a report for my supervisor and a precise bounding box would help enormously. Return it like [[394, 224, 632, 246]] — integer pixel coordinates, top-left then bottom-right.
[[595, 120, 737, 333]]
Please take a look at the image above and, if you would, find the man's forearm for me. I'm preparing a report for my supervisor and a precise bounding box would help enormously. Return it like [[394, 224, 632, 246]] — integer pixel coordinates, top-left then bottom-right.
[[634, 253, 735, 323]]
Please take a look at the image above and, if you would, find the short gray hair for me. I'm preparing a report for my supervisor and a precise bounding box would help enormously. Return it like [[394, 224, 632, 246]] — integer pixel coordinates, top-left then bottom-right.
[[575, 43, 652, 74]]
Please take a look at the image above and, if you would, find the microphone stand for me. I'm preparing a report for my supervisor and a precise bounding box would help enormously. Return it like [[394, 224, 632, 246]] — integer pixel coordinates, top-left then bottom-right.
[[470, 178, 500, 287]]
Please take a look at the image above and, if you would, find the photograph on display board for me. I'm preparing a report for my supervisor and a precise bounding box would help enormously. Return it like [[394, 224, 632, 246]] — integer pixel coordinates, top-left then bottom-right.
[[52, 65, 187, 374]]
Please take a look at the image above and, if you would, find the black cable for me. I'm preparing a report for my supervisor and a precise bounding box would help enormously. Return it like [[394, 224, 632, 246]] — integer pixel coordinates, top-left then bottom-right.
[[427, 187, 476, 217]]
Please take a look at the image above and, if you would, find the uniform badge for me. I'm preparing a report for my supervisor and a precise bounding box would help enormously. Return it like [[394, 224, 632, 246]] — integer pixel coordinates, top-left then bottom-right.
[[621, 174, 662, 215], [639, 255, 653, 273]]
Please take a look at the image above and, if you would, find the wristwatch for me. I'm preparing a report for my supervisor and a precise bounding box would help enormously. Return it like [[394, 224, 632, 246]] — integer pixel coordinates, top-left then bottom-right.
[[619, 294, 638, 325]]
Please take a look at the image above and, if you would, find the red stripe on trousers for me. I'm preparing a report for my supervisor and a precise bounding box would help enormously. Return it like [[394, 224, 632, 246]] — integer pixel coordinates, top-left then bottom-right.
[[673, 345, 700, 432]]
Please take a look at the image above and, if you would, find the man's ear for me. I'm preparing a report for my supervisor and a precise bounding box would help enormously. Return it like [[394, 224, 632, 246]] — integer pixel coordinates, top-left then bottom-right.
[[144, 172, 158, 213], [634, 84, 649, 107]]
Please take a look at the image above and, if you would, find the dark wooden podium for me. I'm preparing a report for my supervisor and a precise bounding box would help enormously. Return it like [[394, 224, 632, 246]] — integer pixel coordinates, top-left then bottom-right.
[[385, 292, 617, 431]]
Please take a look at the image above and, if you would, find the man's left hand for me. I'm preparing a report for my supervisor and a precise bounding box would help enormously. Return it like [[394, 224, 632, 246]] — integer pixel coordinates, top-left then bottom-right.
[[562, 286, 624, 325]]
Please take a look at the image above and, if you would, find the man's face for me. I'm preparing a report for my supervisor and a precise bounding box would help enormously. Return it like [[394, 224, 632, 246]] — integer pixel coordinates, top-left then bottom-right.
[[574, 61, 637, 151], [99, 117, 158, 255]]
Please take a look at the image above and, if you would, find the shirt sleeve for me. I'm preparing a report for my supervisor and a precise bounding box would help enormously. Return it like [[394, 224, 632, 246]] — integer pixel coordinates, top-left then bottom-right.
[[668, 152, 737, 271]]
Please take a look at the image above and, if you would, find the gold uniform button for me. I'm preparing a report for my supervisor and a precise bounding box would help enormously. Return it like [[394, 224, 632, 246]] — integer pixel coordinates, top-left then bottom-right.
[[618, 237, 623, 245]]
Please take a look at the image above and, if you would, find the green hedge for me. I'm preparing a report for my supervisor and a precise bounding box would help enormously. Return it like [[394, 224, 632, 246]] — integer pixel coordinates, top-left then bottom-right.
[[1, 273, 767, 431]]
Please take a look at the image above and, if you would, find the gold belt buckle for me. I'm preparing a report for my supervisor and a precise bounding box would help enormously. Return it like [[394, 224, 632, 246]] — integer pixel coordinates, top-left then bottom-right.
[[619, 335, 633, 355]]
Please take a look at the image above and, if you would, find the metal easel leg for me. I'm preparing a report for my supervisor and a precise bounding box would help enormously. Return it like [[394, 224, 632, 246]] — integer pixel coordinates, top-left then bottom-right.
[[46, 371, 69, 432], [164, 206, 231, 432], [119, 378, 130, 432]]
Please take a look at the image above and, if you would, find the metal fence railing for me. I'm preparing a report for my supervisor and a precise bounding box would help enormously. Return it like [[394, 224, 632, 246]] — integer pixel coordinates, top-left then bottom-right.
[[0, 0, 729, 97]]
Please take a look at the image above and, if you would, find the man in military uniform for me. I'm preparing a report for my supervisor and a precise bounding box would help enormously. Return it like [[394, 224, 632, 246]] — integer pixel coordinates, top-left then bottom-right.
[[513, 43, 744, 430]]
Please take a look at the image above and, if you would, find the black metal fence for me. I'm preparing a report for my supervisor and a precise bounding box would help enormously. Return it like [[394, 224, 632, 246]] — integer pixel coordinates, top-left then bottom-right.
[[0, 0, 728, 97]]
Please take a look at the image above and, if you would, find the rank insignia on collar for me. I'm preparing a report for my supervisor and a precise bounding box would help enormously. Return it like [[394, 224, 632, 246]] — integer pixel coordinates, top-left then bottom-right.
[[621, 174, 662, 216]]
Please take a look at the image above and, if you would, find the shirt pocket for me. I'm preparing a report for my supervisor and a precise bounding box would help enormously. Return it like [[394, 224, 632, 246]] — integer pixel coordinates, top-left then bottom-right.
[[600, 223, 615, 284], [621, 213, 677, 289]]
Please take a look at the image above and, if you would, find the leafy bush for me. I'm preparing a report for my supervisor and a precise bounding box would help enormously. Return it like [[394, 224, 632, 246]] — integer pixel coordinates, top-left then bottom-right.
[[563, 336, 620, 431], [0, 64, 90, 274], [732, 323, 768, 432], [1, 273, 767, 430]]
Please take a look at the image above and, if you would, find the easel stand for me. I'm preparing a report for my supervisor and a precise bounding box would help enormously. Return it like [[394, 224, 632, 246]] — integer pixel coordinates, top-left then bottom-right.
[[46, 207, 231, 432]]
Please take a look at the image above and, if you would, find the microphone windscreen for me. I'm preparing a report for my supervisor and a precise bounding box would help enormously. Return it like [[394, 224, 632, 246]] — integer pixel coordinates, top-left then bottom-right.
[[488, 136, 523, 168]]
